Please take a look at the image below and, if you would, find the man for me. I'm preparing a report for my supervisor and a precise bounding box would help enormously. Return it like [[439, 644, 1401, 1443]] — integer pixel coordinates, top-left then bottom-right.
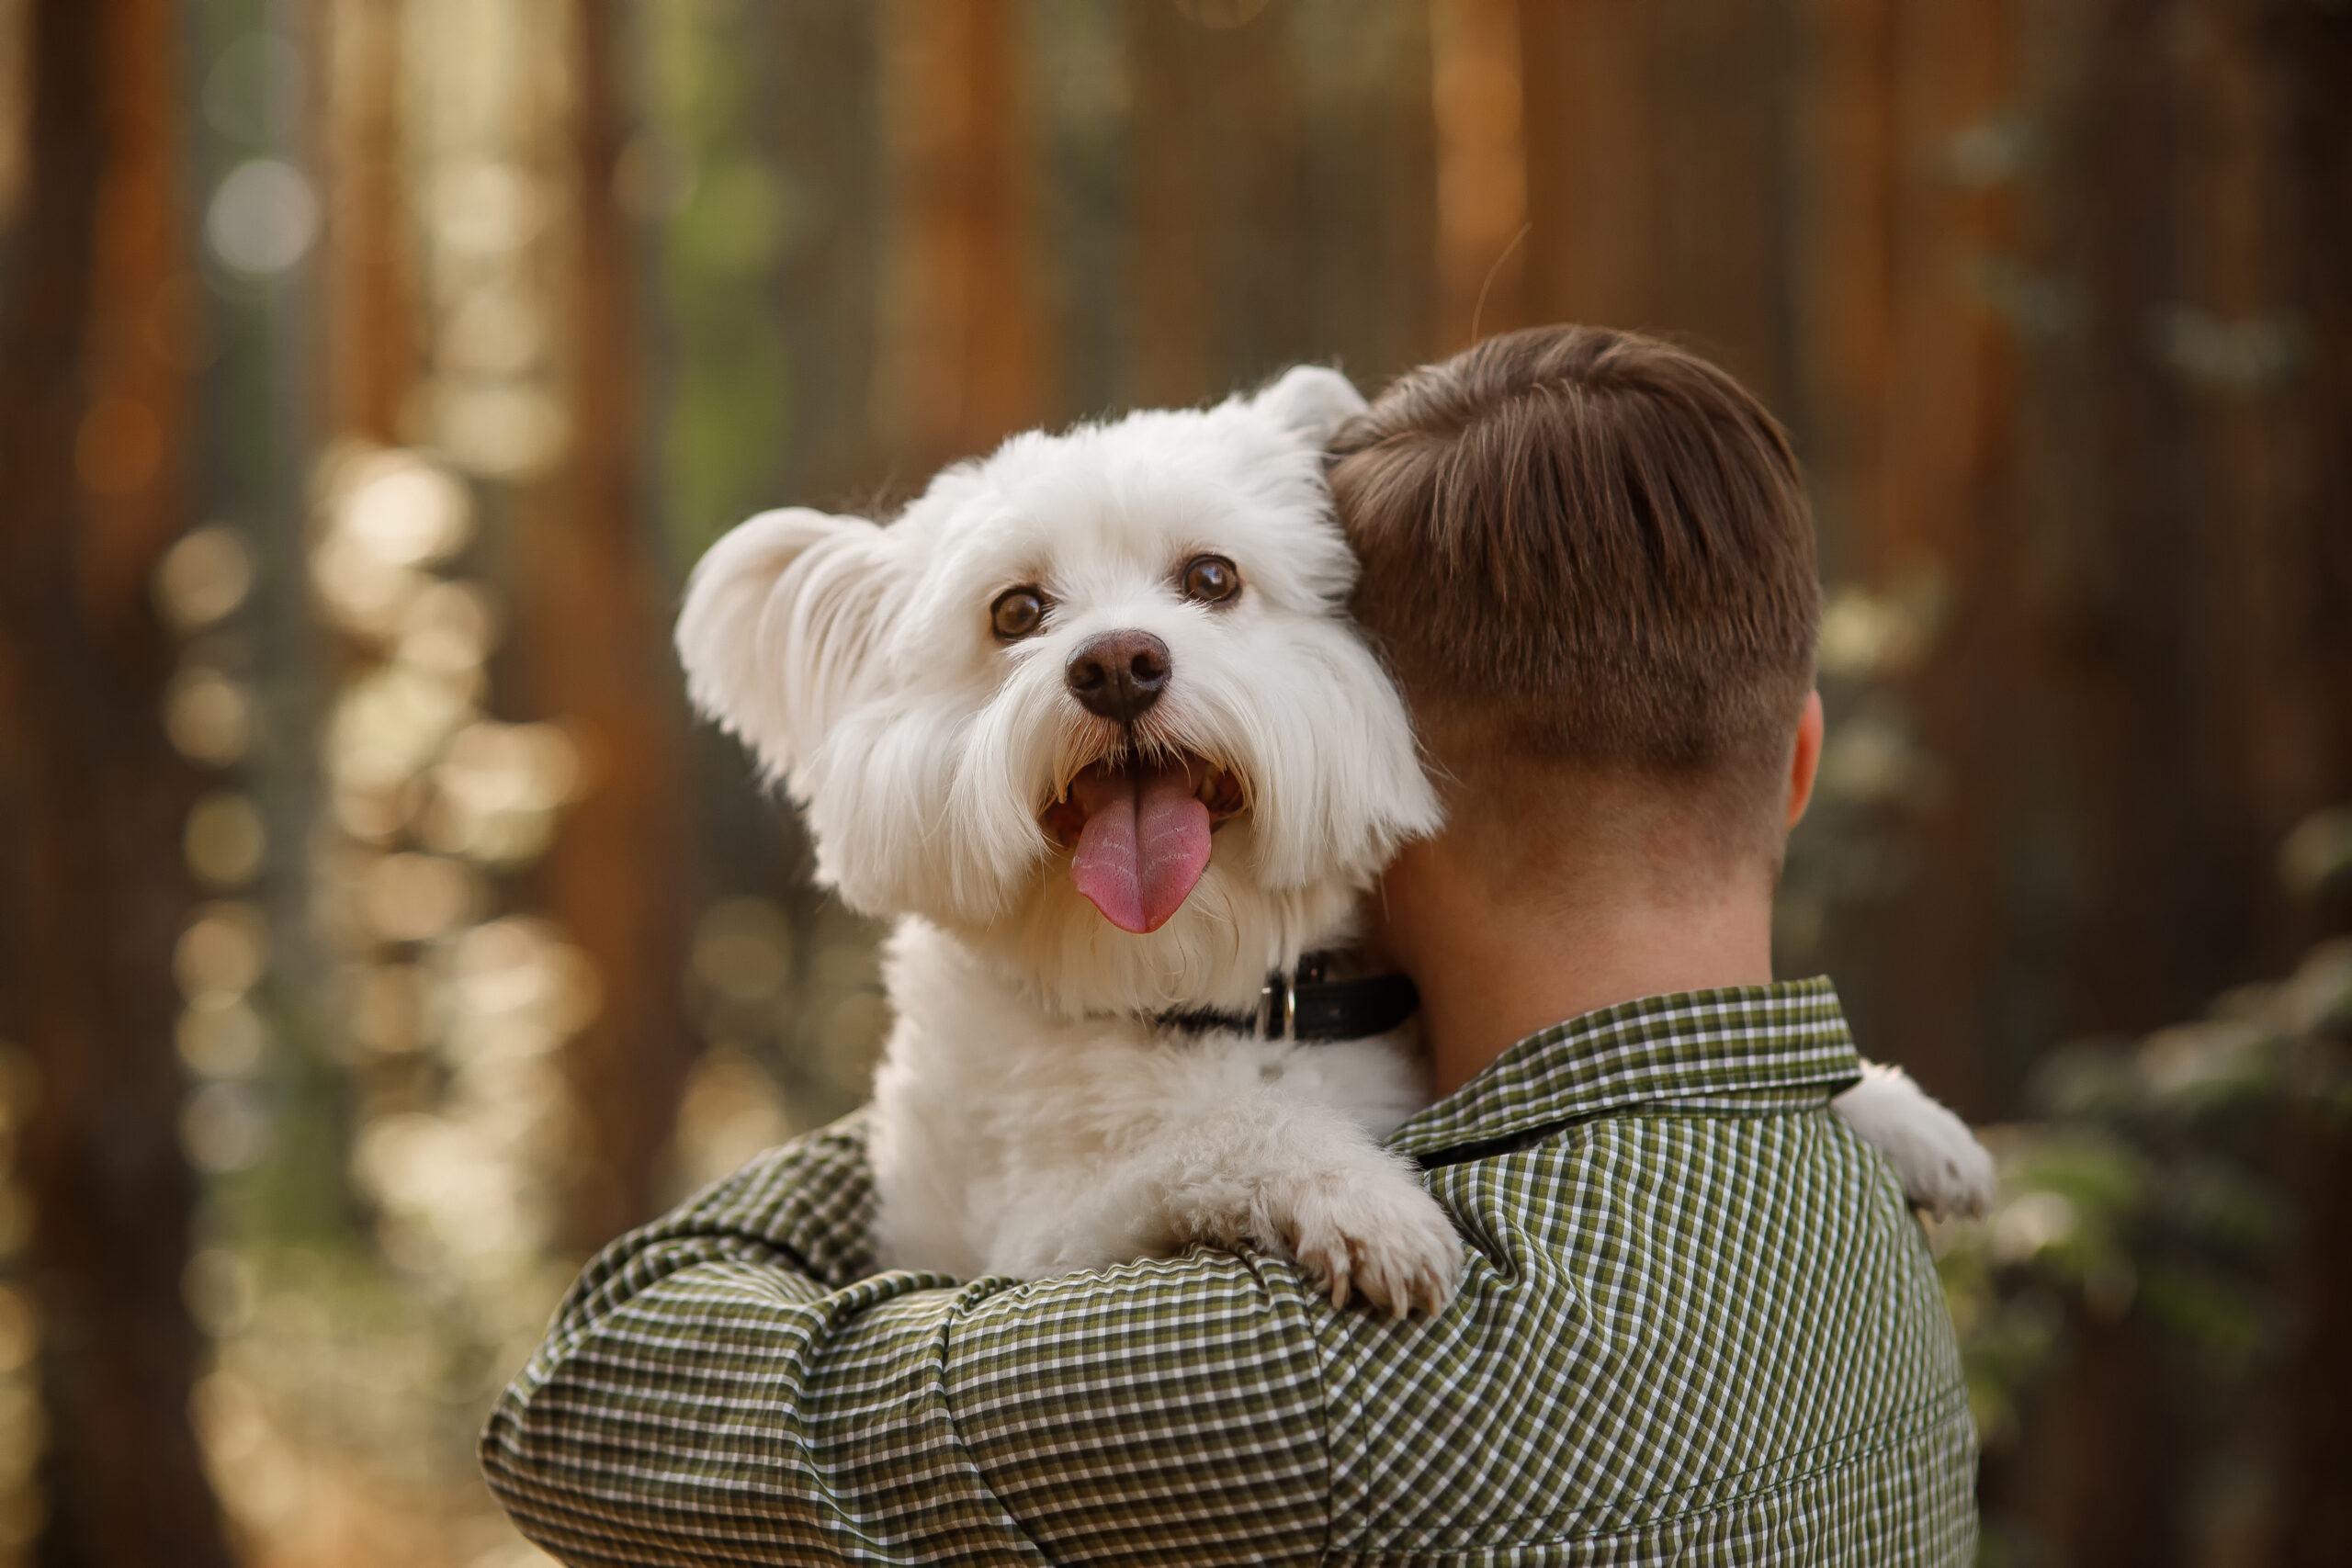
[[481, 326, 1977, 1564]]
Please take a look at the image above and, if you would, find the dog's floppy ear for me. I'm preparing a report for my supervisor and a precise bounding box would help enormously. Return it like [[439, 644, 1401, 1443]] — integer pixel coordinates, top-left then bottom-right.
[[1250, 364, 1369, 447], [676, 507, 903, 783]]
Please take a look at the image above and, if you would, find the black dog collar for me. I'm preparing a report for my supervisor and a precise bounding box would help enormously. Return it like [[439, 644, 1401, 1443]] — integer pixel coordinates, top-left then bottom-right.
[[1154, 952, 1420, 1043]]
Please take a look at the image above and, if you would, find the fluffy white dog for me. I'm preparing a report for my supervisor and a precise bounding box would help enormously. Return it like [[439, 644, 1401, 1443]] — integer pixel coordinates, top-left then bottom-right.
[[677, 367, 1993, 1314]]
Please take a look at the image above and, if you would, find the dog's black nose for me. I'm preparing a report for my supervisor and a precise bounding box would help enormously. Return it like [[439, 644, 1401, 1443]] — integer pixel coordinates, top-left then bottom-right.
[[1066, 630, 1170, 723]]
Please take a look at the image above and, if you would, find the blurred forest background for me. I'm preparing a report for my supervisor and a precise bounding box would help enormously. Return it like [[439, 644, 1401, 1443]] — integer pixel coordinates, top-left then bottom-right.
[[0, 0, 2346, 1564]]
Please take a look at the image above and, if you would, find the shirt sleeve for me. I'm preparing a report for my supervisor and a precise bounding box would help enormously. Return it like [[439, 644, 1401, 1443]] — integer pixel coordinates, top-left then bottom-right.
[[479, 1113, 1334, 1566]]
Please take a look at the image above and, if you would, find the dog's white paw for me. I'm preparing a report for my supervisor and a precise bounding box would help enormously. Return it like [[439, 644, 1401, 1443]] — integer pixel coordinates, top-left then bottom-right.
[[1263, 1168, 1463, 1317], [1833, 1061, 1996, 1221]]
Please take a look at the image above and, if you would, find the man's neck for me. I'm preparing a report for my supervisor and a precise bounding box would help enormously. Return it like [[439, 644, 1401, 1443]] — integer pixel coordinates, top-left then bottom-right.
[[1372, 834, 1779, 1098]]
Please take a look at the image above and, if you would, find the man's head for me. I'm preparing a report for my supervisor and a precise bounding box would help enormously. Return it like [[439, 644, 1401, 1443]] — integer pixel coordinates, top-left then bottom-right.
[[1329, 325, 1822, 891]]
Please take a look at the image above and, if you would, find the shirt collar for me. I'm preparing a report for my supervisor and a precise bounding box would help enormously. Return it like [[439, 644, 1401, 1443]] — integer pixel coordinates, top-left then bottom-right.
[[1385, 977, 1862, 1162]]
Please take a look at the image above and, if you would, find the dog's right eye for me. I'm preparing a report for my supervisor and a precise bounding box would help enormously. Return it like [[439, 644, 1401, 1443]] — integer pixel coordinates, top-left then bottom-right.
[[990, 586, 1048, 641]]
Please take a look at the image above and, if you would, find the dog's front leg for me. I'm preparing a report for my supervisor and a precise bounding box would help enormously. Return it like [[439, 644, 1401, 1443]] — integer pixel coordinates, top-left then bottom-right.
[[1041, 1090, 1463, 1316], [1833, 1060, 1996, 1219]]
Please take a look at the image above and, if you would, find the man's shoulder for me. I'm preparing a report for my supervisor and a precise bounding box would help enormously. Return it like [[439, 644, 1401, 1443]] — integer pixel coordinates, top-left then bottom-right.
[[1316, 1103, 1975, 1562]]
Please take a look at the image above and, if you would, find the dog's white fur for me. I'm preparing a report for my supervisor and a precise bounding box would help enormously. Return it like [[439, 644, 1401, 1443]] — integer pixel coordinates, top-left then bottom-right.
[[679, 367, 1992, 1314], [1831, 1059, 1996, 1218]]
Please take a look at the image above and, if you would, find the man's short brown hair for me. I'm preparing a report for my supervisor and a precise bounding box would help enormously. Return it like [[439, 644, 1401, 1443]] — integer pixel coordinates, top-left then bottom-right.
[[1329, 325, 1819, 838]]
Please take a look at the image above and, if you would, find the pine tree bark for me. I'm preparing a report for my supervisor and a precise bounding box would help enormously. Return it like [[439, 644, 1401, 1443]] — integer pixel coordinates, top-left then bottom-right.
[[319, 0, 415, 444], [773, 1, 886, 505], [1126, 0, 1306, 408], [0, 0, 232, 1557], [1518, 0, 1656, 337], [1431, 0, 1526, 348], [519, 0, 695, 1258], [1291, 0, 1437, 390], [1847, 0, 2021, 1122], [2268, 3, 2352, 1559], [881, 0, 1046, 471]]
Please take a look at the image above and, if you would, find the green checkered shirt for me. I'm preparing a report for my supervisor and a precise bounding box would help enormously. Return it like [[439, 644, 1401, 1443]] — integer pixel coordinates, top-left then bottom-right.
[[482, 979, 1978, 1564]]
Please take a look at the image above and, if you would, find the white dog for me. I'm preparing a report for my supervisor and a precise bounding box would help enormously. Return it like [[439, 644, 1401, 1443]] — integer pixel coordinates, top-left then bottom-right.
[[677, 367, 1993, 1314]]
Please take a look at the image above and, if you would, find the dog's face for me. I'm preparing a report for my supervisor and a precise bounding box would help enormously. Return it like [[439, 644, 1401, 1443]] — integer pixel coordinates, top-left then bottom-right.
[[677, 367, 1441, 1016]]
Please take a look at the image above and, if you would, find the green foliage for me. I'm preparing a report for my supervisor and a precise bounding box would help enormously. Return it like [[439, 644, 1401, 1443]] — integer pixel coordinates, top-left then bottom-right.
[[1928, 815, 2352, 1552], [645, 0, 795, 571]]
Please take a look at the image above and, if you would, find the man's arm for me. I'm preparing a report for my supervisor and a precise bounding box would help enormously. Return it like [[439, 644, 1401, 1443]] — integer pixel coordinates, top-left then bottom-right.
[[481, 1115, 1334, 1567]]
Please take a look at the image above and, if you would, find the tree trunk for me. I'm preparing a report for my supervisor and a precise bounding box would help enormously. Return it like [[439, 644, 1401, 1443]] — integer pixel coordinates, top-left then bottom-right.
[[772, 0, 887, 508], [1125, 0, 1306, 408], [1848, 0, 2022, 1122], [517, 0, 695, 1258], [1515, 0, 1793, 404], [1430, 0, 1526, 349], [879, 0, 1046, 471], [2267, 2, 2352, 1559], [1291, 0, 1438, 389], [0, 0, 232, 1559], [319, 0, 416, 445]]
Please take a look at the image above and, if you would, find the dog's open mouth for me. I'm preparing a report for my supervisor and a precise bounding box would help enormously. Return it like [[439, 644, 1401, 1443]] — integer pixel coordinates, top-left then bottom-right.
[[1041, 753, 1246, 934]]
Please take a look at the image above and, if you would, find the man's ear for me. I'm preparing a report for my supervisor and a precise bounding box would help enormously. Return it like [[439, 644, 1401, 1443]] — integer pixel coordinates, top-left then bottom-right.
[[1786, 689, 1826, 829], [676, 507, 904, 784], [1250, 364, 1368, 446]]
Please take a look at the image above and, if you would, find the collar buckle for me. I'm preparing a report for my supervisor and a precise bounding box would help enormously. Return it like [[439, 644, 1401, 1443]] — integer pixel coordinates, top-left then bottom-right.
[[1158, 953, 1416, 1044], [1255, 972, 1295, 1041]]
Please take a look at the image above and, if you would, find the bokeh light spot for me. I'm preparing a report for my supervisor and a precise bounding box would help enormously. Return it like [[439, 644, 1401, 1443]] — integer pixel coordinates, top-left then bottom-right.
[[433, 382, 569, 479], [692, 898, 794, 1005], [186, 791, 267, 888], [207, 158, 320, 276], [396, 580, 501, 673], [177, 995, 270, 1079], [0, 1288, 37, 1376], [182, 1082, 272, 1174], [338, 450, 473, 567], [155, 525, 255, 632], [163, 667, 254, 767], [363, 853, 480, 943], [432, 161, 544, 258], [669, 1046, 791, 1194], [175, 902, 268, 1004], [182, 1247, 257, 1337], [350, 964, 425, 1055]]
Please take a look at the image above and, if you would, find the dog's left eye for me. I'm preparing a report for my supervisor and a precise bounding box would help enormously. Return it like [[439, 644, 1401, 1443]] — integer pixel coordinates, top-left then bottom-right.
[[1181, 555, 1241, 605], [991, 586, 1048, 641]]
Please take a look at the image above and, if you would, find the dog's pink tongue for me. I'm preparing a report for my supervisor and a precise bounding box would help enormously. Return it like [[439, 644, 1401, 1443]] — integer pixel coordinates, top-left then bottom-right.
[[1069, 764, 1212, 933]]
